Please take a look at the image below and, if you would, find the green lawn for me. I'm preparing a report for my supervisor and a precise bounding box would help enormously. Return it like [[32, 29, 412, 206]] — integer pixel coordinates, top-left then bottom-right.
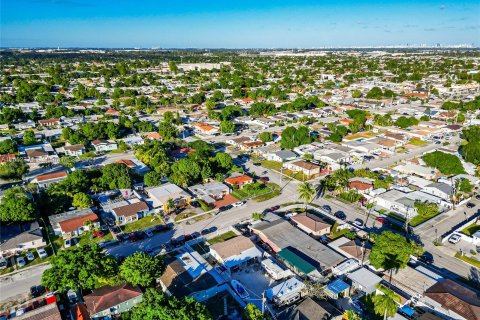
[[122, 215, 164, 233], [254, 190, 281, 202], [409, 139, 428, 146], [175, 211, 201, 222], [232, 182, 273, 200], [386, 211, 440, 227], [260, 160, 309, 181], [260, 160, 283, 171], [208, 231, 237, 244], [462, 224, 480, 236], [327, 223, 351, 240], [455, 252, 480, 268]]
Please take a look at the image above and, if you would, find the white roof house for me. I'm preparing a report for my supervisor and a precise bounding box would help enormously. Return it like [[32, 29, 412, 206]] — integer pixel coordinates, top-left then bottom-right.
[[393, 163, 437, 180], [265, 276, 305, 306], [145, 183, 191, 208]]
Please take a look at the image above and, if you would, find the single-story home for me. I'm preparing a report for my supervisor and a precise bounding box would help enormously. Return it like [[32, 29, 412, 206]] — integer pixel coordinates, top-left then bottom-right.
[[188, 181, 230, 205], [91, 140, 118, 152], [31, 170, 68, 190], [346, 267, 382, 296], [291, 212, 332, 237], [267, 150, 298, 162], [348, 177, 374, 193], [0, 222, 46, 256], [224, 174, 254, 189], [49, 208, 99, 239], [84, 283, 143, 320], [111, 201, 150, 225], [209, 235, 262, 270], [145, 183, 191, 212], [277, 297, 343, 320], [284, 160, 321, 177]]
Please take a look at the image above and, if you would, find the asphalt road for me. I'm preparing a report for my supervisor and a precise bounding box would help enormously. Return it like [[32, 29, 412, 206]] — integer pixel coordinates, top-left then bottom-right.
[[0, 263, 51, 303]]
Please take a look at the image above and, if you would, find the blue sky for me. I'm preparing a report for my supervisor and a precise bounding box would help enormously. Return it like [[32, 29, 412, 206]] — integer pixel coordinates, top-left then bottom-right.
[[1, 0, 479, 48]]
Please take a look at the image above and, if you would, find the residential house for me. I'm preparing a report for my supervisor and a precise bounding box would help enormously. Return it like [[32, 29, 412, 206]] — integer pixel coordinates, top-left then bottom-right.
[[91, 140, 118, 152], [209, 235, 263, 270], [159, 252, 219, 299], [267, 150, 298, 162], [393, 163, 438, 180], [224, 174, 254, 189], [193, 123, 219, 135], [84, 283, 143, 320], [57, 144, 86, 157], [329, 237, 371, 263], [111, 201, 150, 225], [20, 144, 59, 168], [0, 222, 46, 256], [226, 136, 251, 147], [277, 297, 342, 320], [265, 276, 306, 306], [386, 265, 443, 299], [121, 135, 145, 147], [346, 267, 382, 296], [240, 141, 264, 151], [31, 170, 68, 190], [38, 118, 61, 127], [291, 212, 332, 237], [348, 177, 374, 194], [422, 182, 453, 200], [0, 153, 16, 164], [49, 208, 99, 239], [422, 279, 480, 320], [145, 183, 191, 212], [284, 160, 321, 177], [188, 182, 230, 205]]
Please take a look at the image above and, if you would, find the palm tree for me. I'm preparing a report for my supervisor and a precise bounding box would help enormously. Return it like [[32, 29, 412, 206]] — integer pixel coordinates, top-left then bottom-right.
[[342, 310, 361, 320], [165, 198, 175, 214], [383, 253, 403, 288], [372, 285, 401, 320], [297, 182, 315, 211]]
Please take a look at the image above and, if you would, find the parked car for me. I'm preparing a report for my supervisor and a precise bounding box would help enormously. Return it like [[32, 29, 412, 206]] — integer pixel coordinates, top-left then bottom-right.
[[475, 194, 480, 200], [111, 226, 122, 234], [334, 211, 346, 220], [253, 162, 261, 166], [448, 234, 461, 244], [67, 289, 78, 304], [0, 257, 8, 269], [65, 239, 72, 248], [154, 224, 171, 232], [93, 231, 105, 237], [232, 201, 246, 207], [30, 285, 45, 298], [322, 205, 332, 213], [270, 205, 280, 211], [419, 252, 434, 264], [26, 252, 35, 261], [201, 226, 218, 235], [259, 177, 269, 183], [466, 202, 476, 208], [476, 245, 480, 253], [219, 205, 233, 212], [16, 256, 26, 267], [353, 218, 364, 228], [375, 217, 387, 224]]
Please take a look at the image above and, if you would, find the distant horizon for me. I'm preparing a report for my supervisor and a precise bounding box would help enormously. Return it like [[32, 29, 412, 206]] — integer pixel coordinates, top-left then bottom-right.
[[2, 0, 479, 48]]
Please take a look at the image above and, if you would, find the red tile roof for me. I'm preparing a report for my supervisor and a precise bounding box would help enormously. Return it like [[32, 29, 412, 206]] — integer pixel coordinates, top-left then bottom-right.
[[36, 171, 68, 182], [224, 175, 253, 185], [116, 159, 136, 168], [291, 213, 331, 233], [58, 213, 98, 233], [84, 283, 142, 315], [349, 180, 373, 191], [0, 153, 16, 164]]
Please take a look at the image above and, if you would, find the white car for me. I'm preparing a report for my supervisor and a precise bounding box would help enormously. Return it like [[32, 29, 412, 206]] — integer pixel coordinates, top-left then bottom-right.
[[65, 239, 72, 248], [26, 252, 35, 261], [0, 257, 8, 269], [233, 201, 246, 207], [37, 248, 48, 259], [16, 256, 26, 267], [448, 234, 461, 244]]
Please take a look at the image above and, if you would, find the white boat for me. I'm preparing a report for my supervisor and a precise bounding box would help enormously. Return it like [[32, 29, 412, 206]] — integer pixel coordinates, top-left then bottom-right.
[[231, 279, 249, 299]]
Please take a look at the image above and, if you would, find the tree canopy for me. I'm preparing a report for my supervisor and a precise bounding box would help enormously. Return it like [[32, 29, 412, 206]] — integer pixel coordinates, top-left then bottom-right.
[[422, 151, 465, 175], [0, 186, 36, 222], [120, 252, 165, 287]]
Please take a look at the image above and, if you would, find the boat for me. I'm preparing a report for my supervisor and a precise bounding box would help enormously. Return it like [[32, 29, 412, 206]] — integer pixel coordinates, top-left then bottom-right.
[[231, 279, 249, 299]]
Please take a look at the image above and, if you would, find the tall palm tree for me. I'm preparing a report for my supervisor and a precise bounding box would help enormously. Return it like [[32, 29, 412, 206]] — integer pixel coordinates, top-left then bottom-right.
[[342, 310, 361, 320], [372, 285, 401, 320], [383, 253, 403, 288], [297, 182, 315, 211]]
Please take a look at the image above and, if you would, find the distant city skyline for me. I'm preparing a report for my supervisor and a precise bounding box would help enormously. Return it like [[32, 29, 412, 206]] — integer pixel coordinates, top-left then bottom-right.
[[1, 0, 479, 48]]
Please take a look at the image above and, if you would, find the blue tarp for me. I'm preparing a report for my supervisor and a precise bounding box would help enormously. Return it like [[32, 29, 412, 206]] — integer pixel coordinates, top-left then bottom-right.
[[400, 305, 415, 316], [326, 278, 350, 294]]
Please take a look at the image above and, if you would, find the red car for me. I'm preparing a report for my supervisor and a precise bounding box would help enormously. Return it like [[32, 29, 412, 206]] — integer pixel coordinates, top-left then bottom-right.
[[93, 231, 105, 237], [270, 205, 280, 211], [375, 217, 386, 224], [259, 177, 269, 183]]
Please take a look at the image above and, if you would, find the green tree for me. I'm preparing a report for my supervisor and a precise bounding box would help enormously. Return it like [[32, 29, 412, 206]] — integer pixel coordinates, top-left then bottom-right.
[[99, 163, 132, 190], [23, 130, 37, 145], [343, 310, 361, 320], [372, 285, 401, 320], [158, 122, 178, 140], [422, 151, 465, 175], [366, 87, 383, 99], [369, 232, 422, 279], [0, 159, 29, 180], [243, 303, 266, 320], [215, 153, 233, 170], [258, 132, 273, 143], [281, 126, 298, 149], [59, 155, 77, 168], [168, 61, 179, 73], [122, 288, 211, 320], [120, 252, 165, 287], [144, 171, 163, 187], [170, 158, 201, 187], [297, 182, 315, 211], [352, 90, 362, 98], [72, 192, 92, 208], [0, 186, 36, 222], [458, 178, 474, 193], [41, 244, 119, 292], [0, 139, 16, 154], [394, 116, 419, 129], [220, 120, 235, 133]]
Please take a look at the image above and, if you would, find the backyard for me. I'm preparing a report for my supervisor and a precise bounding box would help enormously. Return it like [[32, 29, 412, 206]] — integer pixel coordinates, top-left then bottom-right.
[[121, 215, 164, 233], [232, 182, 274, 200]]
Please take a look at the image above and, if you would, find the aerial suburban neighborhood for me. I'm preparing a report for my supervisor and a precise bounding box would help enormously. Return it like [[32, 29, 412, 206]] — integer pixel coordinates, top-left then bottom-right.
[[1, 2, 480, 319]]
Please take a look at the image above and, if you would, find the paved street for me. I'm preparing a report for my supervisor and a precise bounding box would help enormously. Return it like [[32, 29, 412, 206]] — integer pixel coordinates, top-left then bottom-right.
[[0, 263, 51, 303]]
